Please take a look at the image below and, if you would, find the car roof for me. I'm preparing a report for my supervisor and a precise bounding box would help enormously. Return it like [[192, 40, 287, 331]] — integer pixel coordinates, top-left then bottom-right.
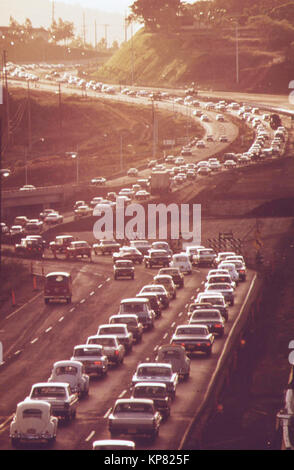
[[45, 272, 71, 278], [53, 360, 83, 367], [121, 298, 149, 303], [133, 382, 167, 389]]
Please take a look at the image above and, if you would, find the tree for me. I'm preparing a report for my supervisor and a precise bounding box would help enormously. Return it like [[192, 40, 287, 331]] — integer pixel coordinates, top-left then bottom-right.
[[248, 15, 294, 49], [50, 18, 74, 45], [128, 0, 182, 31]]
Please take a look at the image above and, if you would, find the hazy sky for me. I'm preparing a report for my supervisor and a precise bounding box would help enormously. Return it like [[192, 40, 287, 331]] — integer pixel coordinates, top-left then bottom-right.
[[55, 0, 138, 14]]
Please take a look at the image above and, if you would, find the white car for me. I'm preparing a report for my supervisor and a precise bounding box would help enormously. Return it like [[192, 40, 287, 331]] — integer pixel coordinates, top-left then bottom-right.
[[10, 400, 58, 447], [19, 184, 36, 191], [170, 253, 192, 274], [127, 168, 138, 177], [44, 212, 63, 225], [217, 262, 240, 284]]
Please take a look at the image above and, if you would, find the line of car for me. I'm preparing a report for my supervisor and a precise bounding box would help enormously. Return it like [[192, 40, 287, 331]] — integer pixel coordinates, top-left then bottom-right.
[[8, 239, 247, 449]]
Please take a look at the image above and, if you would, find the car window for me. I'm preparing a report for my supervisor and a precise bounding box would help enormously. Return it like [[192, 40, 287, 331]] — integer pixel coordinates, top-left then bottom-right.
[[23, 409, 42, 419], [56, 366, 77, 375], [32, 387, 66, 398], [138, 367, 171, 377], [99, 327, 125, 335], [114, 402, 153, 414], [134, 387, 165, 398], [176, 327, 207, 335], [121, 303, 145, 313]]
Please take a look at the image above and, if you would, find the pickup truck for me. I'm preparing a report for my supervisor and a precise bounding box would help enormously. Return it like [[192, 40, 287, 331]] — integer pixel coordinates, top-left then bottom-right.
[[171, 324, 214, 357], [131, 382, 171, 420], [27, 382, 78, 421], [131, 362, 178, 399], [108, 398, 162, 441], [66, 241, 92, 260]]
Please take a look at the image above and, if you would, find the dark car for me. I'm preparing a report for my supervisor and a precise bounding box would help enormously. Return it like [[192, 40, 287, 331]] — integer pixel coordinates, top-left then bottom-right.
[[15, 237, 44, 258], [131, 382, 171, 420], [109, 314, 143, 344], [113, 260, 135, 280], [66, 241, 92, 260], [136, 292, 162, 318], [144, 249, 171, 268], [158, 267, 184, 288], [189, 309, 225, 337], [171, 324, 214, 357]]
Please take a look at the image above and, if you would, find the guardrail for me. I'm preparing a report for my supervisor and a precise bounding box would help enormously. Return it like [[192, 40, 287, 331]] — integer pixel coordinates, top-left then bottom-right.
[[179, 272, 263, 449]]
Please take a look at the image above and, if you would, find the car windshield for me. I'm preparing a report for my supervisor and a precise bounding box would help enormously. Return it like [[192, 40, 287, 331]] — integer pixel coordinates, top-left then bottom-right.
[[121, 303, 146, 313], [176, 327, 207, 335], [99, 327, 125, 335], [45, 275, 69, 287], [89, 337, 115, 347], [134, 387, 166, 398], [160, 350, 181, 360], [142, 287, 163, 293], [112, 317, 136, 326], [114, 402, 153, 414], [207, 284, 230, 290], [138, 367, 171, 377], [174, 256, 188, 262], [192, 311, 220, 319], [201, 297, 223, 305], [116, 261, 132, 267], [55, 366, 77, 375], [22, 409, 42, 419], [199, 250, 213, 255], [32, 387, 66, 398]]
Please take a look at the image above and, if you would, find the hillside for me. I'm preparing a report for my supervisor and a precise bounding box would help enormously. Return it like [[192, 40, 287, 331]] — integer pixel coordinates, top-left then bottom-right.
[[91, 27, 293, 93], [2, 88, 203, 189]]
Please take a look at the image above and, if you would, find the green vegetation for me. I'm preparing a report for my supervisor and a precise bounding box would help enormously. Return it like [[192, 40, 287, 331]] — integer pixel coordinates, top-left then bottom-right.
[[94, 0, 294, 92]]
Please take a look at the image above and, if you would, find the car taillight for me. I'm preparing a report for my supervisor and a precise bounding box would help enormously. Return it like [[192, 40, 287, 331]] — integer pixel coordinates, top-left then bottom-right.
[[215, 324, 222, 328], [94, 361, 102, 365], [115, 350, 119, 355], [206, 342, 211, 347]]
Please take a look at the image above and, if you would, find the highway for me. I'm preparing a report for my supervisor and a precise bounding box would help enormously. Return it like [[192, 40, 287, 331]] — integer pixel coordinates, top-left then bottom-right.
[[0, 250, 255, 450], [0, 73, 286, 451]]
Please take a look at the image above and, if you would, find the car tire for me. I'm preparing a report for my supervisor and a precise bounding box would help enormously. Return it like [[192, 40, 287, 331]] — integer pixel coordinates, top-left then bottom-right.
[[45, 298, 49, 305], [206, 348, 212, 357], [183, 372, 190, 381], [230, 299, 234, 306]]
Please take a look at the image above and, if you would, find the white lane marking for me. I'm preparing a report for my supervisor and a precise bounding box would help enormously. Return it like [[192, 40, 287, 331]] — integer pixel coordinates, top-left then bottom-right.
[[69, 307, 75, 312], [201, 281, 204, 285], [104, 408, 112, 419], [14, 350, 21, 355], [185, 304, 188, 308], [118, 390, 127, 398], [171, 322, 176, 328], [30, 337, 39, 344], [85, 430, 95, 442], [178, 312, 183, 317], [153, 345, 159, 352], [58, 316, 64, 322], [80, 299, 86, 304], [45, 326, 52, 333], [163, 333, 168, 339], [196, 288, 200, 292], [98, 284, 103, 288], [90, 291, 95, 296], [0, 414, 14, 431], [106, 277, 111, 282]]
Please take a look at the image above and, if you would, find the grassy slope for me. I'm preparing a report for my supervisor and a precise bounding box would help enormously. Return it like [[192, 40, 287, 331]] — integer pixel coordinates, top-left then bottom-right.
[[2, 88, 203, 188], [93, 28, 291, 93]]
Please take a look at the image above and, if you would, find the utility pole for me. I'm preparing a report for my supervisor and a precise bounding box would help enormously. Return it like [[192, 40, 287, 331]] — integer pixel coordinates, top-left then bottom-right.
[[58, 83, 62, 140], [103, 24, 109, 49], [236, 21, 239, 85], [94, 20, 97, 50], [131, 22, 134, 85], [52, 0, 55, 24], [27, 81, 32, 154], [83, 12, 86, 46], [3, 50, 10, 149]]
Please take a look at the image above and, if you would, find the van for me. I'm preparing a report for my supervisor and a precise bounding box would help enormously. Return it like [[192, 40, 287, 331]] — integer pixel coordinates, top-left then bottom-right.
[[44, 272, 72, 304]]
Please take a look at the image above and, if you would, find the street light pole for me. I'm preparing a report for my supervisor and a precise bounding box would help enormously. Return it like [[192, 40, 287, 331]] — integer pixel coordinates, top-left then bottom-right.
[[236, 22, 239, 85]]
